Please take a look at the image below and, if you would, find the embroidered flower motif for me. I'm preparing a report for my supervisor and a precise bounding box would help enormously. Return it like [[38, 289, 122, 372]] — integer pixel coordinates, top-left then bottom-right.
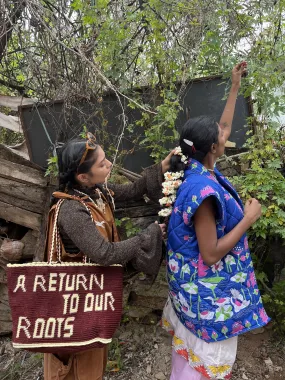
[[259, 308, 269, 324], [230, 272, 247, 283], [249, 271, 257, 287], [201, 328, 211, 341], [183, 211, 189, 225], [244, 236, 249, 250], [200, 310, 215, 320], [211, 260, 224, 273], [200, 185, 215, 198], [231, 321, 244, 334], [214, 304, 233, 322], [230, 288, 250, 313], [211, 331, 218, 341], [221, 325, 228, 338], [169, 259, 180, 274], [198, 254, 209, 277], [180, 264, 191, 280], [179, 292, 196, 318], [245, 320, 251, 329], [185, 321, 196, 332], [224, 193, 231, 201], [225, 255, 236, 273]]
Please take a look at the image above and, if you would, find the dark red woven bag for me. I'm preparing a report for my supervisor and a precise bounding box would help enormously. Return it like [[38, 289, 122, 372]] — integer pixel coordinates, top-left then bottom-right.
[[7, 199, 123, 354]]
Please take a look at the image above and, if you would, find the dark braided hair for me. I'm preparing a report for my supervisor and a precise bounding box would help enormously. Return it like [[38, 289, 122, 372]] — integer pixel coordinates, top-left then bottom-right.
[[170, 116, 219, 172], [56, 138, 99, 192]]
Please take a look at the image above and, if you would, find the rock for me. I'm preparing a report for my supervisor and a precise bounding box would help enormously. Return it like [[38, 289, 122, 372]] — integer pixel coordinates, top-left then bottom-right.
[[154, 344, 158, 349], [0, 344, 5, 355], [146, 365, 151, 374], [155, 372, 166, 380], [264, 358, 274, 374], [275, 366, 283, 372], [242, 374, 249, 380], [264, 358, 273, 366], [119, 330, 132, 341], [250, 327, 265, 335]]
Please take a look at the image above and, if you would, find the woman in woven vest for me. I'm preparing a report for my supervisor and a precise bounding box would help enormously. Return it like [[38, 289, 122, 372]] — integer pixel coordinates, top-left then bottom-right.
[[44, 135, 172, 379], [160, 62, 270, 379]]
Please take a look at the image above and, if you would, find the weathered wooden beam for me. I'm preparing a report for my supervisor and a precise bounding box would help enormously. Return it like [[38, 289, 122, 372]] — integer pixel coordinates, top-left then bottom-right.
[[115, 204, 160, 219], [21, 230, 39, 259], [0, 192, 43, 214], [0, 201, 41, 231], [0, 95, 35, 111], [0, 176, 45, 205], [0, 112, 22, 133], [34, 186, 54, 261], [0, 157, 47, 187], [0, 284, 12, 335], [0, 143, 39, 169], [0, 176, 45, 203]]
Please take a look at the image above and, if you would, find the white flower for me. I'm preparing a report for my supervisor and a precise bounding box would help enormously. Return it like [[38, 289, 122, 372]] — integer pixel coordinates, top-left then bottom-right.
[[158, 208, 172, 217], [159, 156, 185, 217], [159, 195, 176, 206], [164, 171, 184, 181], [174, 146, 182, 155]]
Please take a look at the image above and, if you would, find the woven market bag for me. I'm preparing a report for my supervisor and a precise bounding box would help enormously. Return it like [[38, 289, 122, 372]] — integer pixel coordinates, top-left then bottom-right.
[[7, 199, 123, 354]]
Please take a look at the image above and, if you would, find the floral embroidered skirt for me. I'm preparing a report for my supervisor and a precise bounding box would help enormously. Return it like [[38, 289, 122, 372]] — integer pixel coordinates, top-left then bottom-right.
[[162, 298, 238, 379]]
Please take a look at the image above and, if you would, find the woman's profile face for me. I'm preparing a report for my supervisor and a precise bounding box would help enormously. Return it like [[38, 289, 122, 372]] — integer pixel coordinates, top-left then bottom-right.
[[87, 146, 112, 184]]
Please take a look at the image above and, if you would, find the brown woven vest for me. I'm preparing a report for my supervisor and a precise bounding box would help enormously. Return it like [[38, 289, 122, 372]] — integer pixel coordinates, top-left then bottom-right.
[[44, 191, 120, 263]]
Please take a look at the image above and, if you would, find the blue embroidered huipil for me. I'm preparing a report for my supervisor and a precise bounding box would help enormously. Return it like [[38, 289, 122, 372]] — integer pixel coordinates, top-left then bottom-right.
[[167, 159, 270, 343]]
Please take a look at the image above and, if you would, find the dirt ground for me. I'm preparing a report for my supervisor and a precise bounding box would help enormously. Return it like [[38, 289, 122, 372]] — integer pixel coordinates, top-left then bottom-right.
[[0, 322, 284, 380]]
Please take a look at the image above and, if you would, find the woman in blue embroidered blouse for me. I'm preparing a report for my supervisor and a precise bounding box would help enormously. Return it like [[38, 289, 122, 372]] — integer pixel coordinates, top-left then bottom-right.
[[161, 63, 270, 380]]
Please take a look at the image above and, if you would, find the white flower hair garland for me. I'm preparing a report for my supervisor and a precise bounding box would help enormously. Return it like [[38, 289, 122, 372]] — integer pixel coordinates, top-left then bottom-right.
[[158, 146, 188, 217]]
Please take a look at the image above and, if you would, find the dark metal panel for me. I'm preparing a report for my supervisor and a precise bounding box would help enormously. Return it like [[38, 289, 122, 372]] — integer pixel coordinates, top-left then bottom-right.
[[19, 76, 252, 173]]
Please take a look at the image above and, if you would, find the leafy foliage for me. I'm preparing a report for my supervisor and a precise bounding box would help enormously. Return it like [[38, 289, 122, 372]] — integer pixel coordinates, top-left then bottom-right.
[[233, 127, 285, 240]]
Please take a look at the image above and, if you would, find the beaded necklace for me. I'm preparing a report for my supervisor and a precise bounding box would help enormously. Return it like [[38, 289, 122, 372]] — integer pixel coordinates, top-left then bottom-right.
[[73, 188, 106, 214]]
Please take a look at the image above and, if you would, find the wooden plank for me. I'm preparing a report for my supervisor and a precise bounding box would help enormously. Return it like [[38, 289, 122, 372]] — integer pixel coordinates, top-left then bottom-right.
[[0, 95, 35, 111], [0, 143, 41, 169], [0, 192, 44, 214], [115, 204, 160, 219], [0, 200, 41, 231], [0, 112, 22, 133], [21, 230, 39, 259], [0, 284, 12, 335], [0, 157, 47, 187], [0, 176, 45, 206], [34, 186, 54, 261]]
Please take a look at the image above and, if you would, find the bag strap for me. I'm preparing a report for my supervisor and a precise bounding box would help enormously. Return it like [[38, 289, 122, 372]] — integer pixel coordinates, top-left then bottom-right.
[[49, 196, 95, 264], [49, 199, 65, 264]]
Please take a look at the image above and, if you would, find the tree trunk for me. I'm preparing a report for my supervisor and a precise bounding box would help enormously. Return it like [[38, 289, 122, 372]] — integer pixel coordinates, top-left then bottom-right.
[[0, 0, 25, 64]]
